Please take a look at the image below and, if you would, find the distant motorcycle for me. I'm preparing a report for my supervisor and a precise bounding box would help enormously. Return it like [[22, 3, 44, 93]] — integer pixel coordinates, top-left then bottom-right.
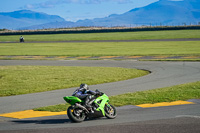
[[63, 89, 117, 122], [20, 36, 24, 42]]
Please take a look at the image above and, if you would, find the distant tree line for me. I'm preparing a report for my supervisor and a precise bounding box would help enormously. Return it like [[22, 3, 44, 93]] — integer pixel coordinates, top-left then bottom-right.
[[0, 25, 200, 35], [0, 29, 8, 31]]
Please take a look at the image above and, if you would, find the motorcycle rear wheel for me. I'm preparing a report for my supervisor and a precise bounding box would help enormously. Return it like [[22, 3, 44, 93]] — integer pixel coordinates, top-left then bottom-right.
[[67, 106, 86, 122]]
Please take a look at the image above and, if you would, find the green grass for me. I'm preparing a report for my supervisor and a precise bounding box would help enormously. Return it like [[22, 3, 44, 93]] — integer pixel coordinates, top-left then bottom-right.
[[33, 81, 200, 112], [34, 104, 69, 112], [0, 41, 200, 56], [0, 30, 200, 42], [139, 59, 200, 62], [109, 81, 200, 106], [0, 66, 149, 97]]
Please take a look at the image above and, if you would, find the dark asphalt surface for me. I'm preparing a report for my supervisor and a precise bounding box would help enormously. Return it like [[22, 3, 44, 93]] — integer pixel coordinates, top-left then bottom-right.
[[0, 60, 200, 132], [1, 117, 200, 133], [0, 104, 200, 132]]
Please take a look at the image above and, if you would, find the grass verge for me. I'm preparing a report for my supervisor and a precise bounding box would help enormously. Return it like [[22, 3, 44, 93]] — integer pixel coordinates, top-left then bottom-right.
[[139, 59, 200, 62], [33, 81, 200, 112], [0, 30, 200, 42], [109, 81, 200, 106], [0, 41, 200, 56], [0, 66, 149, 97]]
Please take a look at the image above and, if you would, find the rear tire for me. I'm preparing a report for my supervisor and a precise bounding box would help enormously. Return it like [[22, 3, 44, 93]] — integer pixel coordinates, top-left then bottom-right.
[[67, 106, 86, 122], [105, 104, 117, 119]]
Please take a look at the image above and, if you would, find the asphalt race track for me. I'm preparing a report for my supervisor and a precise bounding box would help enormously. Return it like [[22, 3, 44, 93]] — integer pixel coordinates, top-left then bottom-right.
[[0, 60, 200, 133]]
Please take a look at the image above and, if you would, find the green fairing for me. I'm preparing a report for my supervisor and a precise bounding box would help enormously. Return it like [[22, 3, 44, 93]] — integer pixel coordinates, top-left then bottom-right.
[[94, 94, 109, 116], [64, 94, 109, 117], [63, 96, 82, 105], [64, 91, 117, 123]]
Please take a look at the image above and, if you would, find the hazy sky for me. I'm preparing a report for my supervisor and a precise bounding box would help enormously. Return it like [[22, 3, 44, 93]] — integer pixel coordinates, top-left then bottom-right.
[[0, 0, 159, 21]]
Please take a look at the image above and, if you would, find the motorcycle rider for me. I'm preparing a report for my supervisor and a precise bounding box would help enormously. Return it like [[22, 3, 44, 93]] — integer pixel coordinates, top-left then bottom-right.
[[72, 83, 99, 109], [20, 36, 24, 42]]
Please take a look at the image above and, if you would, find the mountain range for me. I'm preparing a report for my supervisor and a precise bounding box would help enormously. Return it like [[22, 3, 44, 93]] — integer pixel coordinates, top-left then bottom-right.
[[0, 0, 200, 30], [0, 10, 65, 30]]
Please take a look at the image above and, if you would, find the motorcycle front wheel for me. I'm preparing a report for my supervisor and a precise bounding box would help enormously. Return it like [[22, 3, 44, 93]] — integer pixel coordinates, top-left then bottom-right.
[[67, 106, 86, 122], [104, 104, 117, 119]]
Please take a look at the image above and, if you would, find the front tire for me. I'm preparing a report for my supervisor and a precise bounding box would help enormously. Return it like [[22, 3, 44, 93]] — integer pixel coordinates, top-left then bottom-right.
[[105, 104, 117, 119], [67, 106, 86, 122]]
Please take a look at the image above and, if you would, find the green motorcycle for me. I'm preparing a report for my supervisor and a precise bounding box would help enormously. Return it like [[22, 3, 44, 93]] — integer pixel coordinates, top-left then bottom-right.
[[63, 90, 117, 122]]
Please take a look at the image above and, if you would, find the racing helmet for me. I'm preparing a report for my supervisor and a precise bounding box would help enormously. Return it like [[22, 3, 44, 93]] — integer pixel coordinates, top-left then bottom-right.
[[80, 83, 89, 90]]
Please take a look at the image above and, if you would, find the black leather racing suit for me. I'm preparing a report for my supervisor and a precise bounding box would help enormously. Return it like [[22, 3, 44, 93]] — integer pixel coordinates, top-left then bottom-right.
[[72, 87, 97, 108]]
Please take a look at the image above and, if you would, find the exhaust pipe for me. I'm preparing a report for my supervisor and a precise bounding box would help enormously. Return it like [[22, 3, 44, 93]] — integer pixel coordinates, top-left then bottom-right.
[[75, 103, 89, 113]]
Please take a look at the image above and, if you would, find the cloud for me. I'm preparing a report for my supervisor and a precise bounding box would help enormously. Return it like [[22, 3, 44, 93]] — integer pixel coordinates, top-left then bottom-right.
[[23, 0, 132, 9], [79, 0, 132, 4], [168, 0, 183, 1]]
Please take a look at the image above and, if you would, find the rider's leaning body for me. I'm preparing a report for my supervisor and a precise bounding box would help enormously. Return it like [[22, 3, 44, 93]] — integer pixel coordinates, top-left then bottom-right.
[[72, 84, 99, 108]]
